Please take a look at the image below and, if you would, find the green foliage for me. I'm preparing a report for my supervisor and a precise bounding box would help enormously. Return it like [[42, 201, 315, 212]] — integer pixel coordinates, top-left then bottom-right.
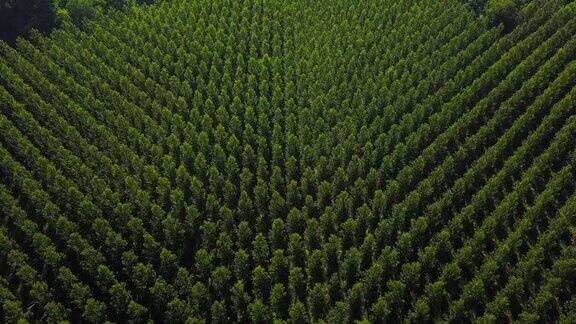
[[466, 0, 488, 12], [0, 0, 575, 322], [62, 0, 96, 25], [486, 0, 519, 32]]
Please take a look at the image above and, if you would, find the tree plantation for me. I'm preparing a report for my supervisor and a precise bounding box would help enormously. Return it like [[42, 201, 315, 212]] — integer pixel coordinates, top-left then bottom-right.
[[0, 0, 575, 322]]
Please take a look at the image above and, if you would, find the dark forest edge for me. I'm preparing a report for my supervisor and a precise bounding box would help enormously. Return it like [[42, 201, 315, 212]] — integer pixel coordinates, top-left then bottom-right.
[[0, 0, 155, 44], [2, 0, 520, 45], [464, 0, 520, 33]]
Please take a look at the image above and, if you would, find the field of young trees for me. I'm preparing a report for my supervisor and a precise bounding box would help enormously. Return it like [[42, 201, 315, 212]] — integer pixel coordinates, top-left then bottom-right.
[[0, 0, 575, 322]]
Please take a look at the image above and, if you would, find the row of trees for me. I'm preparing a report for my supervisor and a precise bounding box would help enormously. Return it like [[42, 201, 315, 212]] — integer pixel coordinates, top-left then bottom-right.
[[480, 191, 576, 322], [1, 0, 575, 321]]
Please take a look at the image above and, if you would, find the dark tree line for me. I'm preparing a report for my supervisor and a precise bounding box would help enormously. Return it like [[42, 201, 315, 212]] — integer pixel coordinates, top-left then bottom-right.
[[0, 0, 156, 44], [463, 0, 519, 32], [0, 0, 56, 44]]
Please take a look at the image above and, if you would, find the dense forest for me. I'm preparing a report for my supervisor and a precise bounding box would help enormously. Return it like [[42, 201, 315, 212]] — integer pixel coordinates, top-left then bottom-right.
[[0, 0, 575, 322]]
